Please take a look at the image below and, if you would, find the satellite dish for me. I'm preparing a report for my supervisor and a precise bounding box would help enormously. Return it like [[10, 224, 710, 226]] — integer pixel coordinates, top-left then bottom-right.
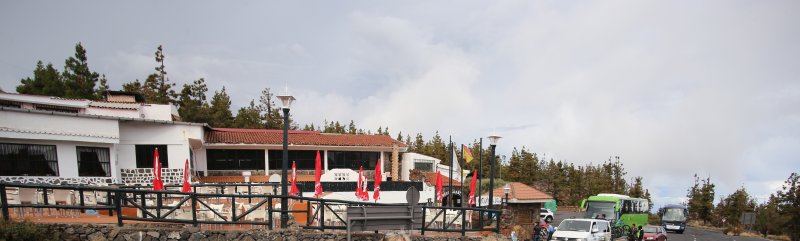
[[406, 186, 420, 206]]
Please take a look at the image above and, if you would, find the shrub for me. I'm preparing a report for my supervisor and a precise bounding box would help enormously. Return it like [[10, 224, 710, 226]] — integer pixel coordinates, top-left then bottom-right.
[[0, 220, 58, 241]]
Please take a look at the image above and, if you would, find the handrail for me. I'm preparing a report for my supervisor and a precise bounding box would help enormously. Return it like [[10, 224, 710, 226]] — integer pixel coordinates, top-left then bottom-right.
[[0, 182, 501, 235]]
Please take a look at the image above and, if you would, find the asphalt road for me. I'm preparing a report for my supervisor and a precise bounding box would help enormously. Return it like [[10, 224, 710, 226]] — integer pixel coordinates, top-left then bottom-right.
[[551, 211, 774, 241]]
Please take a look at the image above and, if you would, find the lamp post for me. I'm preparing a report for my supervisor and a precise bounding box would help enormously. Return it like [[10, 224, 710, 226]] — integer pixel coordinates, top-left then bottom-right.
[[277, 92, 295, 229], [487, 133, 501, 210]]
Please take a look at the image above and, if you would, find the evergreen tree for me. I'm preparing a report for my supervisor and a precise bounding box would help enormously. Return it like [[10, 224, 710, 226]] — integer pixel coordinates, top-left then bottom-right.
[[233, 100, 263, 128], [755, 194, 784, 237], [94, 74, 109, 100], [686, 174, 716, 224], [150, 45, 177, 104], [208, 87, 233, 127], [776, 172, 799, 241], [714, 187, 756, 227], [62, 42, 100, 100], [177, 78, 210, 123], [258, 88, 283, 129], [348, 120, 357, 134], [17, 61, 65, 97]]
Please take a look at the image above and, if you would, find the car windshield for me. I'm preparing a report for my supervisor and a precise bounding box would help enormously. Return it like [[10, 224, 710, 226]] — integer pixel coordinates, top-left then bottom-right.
[[662, 208, 687, 222], [558, 220, 591, 232], [644, 227, 659, 233], [585, 201, 615, 219]]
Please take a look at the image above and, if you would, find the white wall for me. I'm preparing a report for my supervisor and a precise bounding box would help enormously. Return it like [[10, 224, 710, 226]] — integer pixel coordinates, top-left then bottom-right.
[[0, 138, 116, 178], [401, 152, 441, 181], [117, 122, 204, 169], [140, 104, 177, 121], [0, 111, 119, 143], [84, 108, 141, 119]]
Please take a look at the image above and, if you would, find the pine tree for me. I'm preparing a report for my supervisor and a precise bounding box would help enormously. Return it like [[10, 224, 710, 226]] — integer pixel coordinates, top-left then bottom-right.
[[62, 42, 100, 99], [776, 172, 799, 241], [150, 45, 177, 104], [348, 120, 357, 134], [177, 78, 210, 123], [233, 100, 263, 128], [208, 87, 233, 127], [258, 88, 283, 129], [17, 61, 65, 97], [94, 74, 109, 100]]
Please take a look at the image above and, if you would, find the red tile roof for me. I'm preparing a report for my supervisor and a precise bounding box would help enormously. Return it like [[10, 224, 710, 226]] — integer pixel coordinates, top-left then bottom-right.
[[206, 128, 407, 148], [423, 172, 462, 186], [486, 182, 552, 202]]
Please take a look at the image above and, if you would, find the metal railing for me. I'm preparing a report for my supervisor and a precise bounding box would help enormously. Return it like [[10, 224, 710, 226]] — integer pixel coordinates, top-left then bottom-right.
[[0, 182, 500, 236]]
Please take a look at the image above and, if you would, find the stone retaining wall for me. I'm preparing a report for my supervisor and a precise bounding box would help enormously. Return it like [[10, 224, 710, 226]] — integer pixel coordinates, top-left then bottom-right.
[[41, 223, 510, 241], [0, 176, 114, 186], [120, 168, 185, 185]]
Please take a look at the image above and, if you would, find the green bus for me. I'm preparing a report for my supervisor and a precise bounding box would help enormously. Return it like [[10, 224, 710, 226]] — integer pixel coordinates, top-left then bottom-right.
[[581, 193, 650, 235]]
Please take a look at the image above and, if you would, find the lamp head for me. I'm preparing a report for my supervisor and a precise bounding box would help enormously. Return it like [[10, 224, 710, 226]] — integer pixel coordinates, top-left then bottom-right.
[[487, 134, 502, 146], [276, 95, 296, 110]]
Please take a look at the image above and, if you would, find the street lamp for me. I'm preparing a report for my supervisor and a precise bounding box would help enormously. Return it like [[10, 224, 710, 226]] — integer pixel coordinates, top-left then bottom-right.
[[276, 92, 295, 229], [487, 133, 501, 210], [503, 183, 511, 207]]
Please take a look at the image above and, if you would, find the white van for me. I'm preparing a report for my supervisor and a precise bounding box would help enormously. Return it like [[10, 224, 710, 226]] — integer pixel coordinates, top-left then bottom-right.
[[552, 218, 612, 241]]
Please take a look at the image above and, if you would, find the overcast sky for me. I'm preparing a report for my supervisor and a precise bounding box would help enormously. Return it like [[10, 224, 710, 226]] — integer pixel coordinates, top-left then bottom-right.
[[2, 1, 798, 209]]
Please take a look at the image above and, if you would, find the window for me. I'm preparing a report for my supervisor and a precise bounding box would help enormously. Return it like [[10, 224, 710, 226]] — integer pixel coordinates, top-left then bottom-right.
[[268, 150, 318, 170], [135, 145, 168, 168], [0, 143, 59, 176], [207, 149, 264, 170], [413, 159, 434, 171], [327, 151, 380, 170], [77, 146, 111, 177]]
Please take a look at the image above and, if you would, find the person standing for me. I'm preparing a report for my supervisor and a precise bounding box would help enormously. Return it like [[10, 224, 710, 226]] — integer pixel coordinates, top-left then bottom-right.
[[532, 221, 542, 241], [637, 226, 644, 241], [627, 224, 637, 241], [547, 221, 555, 241]]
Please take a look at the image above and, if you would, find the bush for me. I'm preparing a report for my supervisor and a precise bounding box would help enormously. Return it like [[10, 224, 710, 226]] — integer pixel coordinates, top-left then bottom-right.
[[0, 220, 58, 241]]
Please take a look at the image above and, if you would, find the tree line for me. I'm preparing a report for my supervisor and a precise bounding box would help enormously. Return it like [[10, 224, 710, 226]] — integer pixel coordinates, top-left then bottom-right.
[[685, 173, 799, 240]]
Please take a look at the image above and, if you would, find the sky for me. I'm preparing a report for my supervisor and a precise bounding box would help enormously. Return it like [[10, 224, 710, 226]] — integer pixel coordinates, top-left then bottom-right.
[[1, 1, 798, 209]]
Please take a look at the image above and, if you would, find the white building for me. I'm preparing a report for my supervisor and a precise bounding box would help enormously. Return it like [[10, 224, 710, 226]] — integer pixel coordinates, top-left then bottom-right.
[[0, 92, 203, 185]]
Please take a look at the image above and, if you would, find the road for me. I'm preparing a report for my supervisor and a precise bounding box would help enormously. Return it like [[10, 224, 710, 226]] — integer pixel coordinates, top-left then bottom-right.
[[551, 211, 774, 241]]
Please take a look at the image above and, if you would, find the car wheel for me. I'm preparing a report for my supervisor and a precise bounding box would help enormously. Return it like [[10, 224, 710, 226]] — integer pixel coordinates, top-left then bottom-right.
[[677, 230, 683, 234], [545, 216, 553, 223]]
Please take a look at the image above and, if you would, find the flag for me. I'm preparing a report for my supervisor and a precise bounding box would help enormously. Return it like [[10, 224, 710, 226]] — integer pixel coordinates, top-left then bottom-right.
[[468, 169, 478, 206], [452, 148, 466, 178], [356, 166, 367, 201], [181, 159, 191, 192], [314, 151, 323, 198], [463, 145, 474, 163], [435, 171, 443, 202], [152, 148, 164, 191], [289, 161, 300, 196], [373, 159, 382, 201]]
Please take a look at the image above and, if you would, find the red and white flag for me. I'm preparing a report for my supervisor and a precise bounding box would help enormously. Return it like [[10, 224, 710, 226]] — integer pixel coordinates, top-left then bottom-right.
[[356, 166, 368, 201], [435, 171, 443, 202], [468, 169, 478, 206], [152, 148, 164, 191], [289, 161, 300, 196], [181, 159, 192, 192], [314, 151, 323, 198], [373, 159, 382, 201]]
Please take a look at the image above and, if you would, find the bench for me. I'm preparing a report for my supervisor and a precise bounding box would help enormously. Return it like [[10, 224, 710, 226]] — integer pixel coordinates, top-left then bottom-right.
[[346, 206, 422, 241]]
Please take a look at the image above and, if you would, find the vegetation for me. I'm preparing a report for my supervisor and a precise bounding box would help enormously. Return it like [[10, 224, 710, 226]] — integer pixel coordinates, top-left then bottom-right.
[[0, 220, 58, 241]]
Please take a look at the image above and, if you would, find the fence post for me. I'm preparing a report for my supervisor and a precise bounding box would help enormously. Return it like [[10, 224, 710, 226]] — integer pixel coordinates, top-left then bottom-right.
[[107, 191, 113, 216], [232, 196, 237, 222], [42, 187, 49, 205], [461, 209, 466, 236], [156, 193, 162, 218], [247, 185, 252, 203], [191, 192, 198, 227], [268, 198, 273, 230], [420, 205, 426, 235], [494, 210, 500, 233], [0, 184, 8, 221], [140, 193, 147, 218], [78, 188, 85, 208], [306, 200, 311, 225], [115, 190, 123, 227], [319, 200, 325, 231]]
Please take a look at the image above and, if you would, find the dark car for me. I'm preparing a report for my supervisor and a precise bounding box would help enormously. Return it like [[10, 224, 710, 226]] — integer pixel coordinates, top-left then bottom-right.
[[642, 226, 667, 241]]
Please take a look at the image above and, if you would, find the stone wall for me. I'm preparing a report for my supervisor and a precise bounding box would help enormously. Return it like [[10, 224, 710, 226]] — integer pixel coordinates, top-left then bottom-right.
[[0, 176, 114, 185], [40, 223, 510, 241], [120, 168, 185, 185]]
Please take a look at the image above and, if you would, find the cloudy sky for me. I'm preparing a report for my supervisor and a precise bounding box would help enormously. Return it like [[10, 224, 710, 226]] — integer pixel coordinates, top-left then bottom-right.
[[2, 1, 798, 208]]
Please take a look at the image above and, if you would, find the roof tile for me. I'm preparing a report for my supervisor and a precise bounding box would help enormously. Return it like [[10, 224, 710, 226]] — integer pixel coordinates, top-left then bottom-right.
[[206, 128, 407, 148]]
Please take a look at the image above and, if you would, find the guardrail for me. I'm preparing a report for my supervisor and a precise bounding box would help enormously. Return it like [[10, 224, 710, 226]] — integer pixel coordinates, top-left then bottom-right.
[[0, 182, 500, 236]]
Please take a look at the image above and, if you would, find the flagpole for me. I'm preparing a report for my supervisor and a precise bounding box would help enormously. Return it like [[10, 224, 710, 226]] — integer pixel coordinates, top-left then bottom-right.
[[460, 144, 464, 206], [448, 136, 453, 207], [478, 138, 483, 207]]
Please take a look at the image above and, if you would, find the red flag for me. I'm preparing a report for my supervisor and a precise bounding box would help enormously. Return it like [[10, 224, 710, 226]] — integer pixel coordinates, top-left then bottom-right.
[[152, 148, 164, 191], [373, 159, 382, 201], [356, 166, 365, 201], [314, 151, 323, 198], [289, 161, 300, 196], [181, 159, 192, 192], [435, 171, 443, 202], [468, 169, 478, 206]]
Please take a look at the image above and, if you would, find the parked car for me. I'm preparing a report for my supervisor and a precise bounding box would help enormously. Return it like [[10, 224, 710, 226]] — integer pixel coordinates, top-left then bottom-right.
[[552, 218, 612, 241], [642, 226, 668, 241], [540, 208, 555, 223]]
